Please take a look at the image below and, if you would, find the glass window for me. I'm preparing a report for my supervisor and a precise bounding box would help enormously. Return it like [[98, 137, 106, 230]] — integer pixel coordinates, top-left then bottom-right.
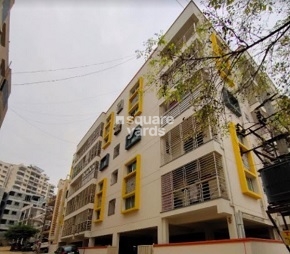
[[113, 144, 120, 159], [108, 199, 116, 216], [125, 125, 142, 150], [99, 154, 110, 171], [125, 196, 135, 210], [111, 170, 118, 185]]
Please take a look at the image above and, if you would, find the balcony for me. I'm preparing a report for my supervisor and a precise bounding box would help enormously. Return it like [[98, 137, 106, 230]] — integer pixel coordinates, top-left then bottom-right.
[[161, 114, 218, 165], [160, 92, 200, 127], [161, 152, 228, 212]]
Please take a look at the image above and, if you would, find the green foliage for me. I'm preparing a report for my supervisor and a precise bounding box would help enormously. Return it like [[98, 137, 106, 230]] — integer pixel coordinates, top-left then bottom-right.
[[4, 224, 39, 242], [138, 0, 290, 133]]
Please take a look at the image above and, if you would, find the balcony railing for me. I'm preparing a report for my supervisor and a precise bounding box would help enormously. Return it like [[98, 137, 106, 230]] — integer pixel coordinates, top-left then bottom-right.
[[161, 152, 228, 212], [161, 113, 218, 165], [161, 90, 202, 127], [62, 209, 93, 237]]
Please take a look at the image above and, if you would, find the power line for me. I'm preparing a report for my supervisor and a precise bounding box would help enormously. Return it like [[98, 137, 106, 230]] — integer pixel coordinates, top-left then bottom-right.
[[10, 108, 77, 144], [13, 89, 122, 105], [11, 108, 96, 125], [13, 57, 136, 86], [175, 0, 185, 8], [13, 54, 135, 74], [11, 107, 99, 118]]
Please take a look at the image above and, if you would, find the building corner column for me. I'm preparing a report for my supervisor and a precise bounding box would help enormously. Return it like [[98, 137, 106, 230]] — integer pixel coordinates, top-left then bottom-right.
[[158, 219, 169, 244]]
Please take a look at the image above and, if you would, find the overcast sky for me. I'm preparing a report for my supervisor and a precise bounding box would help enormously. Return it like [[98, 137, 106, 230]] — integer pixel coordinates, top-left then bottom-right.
[[0, 0, 196, 186]]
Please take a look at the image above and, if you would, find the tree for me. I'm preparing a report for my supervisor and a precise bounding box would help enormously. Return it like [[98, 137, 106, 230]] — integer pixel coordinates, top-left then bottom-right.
[[4, 224, 39, 243], [137, 0, 290, 133]]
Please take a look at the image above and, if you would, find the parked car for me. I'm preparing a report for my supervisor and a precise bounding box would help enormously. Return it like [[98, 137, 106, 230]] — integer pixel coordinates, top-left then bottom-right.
[[40, 241, 49, 253], [10, 242, 22, 251], [21, 242, 34, 252], [54, 245, 79, 254]]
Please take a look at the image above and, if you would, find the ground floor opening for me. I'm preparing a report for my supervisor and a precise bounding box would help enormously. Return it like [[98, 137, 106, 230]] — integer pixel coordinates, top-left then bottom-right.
[[119, 227, 157, 254]]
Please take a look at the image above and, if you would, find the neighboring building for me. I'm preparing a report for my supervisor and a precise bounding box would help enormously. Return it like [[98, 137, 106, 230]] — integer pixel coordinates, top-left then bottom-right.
[[18, 195, 55, 240], [0, 161, 55, 232], [0, 0, 14, 128], [49, 179, 69, 252], [0, 160, 10, 188], [0, 190, 44, 231], [19, 203, 46, 231], [1, 163, 55, 199], [58, 2, 287, 254]]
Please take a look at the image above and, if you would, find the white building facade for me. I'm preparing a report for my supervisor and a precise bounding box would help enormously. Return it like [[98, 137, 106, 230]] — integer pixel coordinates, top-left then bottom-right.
[[0, 161, 55, 231], [59, 2, 285, 254]]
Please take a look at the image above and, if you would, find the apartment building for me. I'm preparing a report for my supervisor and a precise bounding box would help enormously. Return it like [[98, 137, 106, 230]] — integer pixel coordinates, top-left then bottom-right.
[[0, 161, 55, 232], [0, 190, 44, 231], [19, 204, 46, 230], [49, 179, 69, 252], [1, 163, 55, 198], [0, 0, 14, 128], [59, 2, 285, 254]]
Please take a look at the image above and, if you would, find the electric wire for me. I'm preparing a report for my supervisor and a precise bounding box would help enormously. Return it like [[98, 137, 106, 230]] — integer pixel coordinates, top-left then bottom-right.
[[10, 108, 77, 144], [10, 107, 99, 118], [13, 89, 122, 106], [10, 108, 96, 125], [13, 54, 135, 74], [13, 57, 136, 86], [175, 0, 184, 8]]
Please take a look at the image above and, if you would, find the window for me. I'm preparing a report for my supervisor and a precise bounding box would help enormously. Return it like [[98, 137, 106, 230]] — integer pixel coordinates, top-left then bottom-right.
[[8, 220, 14, 225], [222, 88, 241, 117], [127, 160, 136, 174], [99, 154, 110, 171], [4, 209, 9, 214], [113, 122, 122, 135], [14, 202, 19, 206], [111, 170, 118, 185], [102, 112, 114, 149], [241, 152, 250, 169], [116, 99, 124, 114], [1, 23, 6, 47], [113, 144, 120, 159], [94, 178, 107, 222], [246, 177, 255, 192], [125, 125, 142, 150], [108, 199, 116, 216], [1, 59, 5, 77], [128, 78, 143, 117], [125, 196, 135, 210], [229, 122, 261, 199], [6, 200, 11, 205], [122, 155, 141, 213], [11, 211, 17, 215]]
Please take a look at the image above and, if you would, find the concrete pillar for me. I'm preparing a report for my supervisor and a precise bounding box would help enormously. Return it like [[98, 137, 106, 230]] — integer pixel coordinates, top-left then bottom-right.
[[88, 237, 94, 247], [158, 219, 169, 244], [112, 232, 120, 247], [227, 215, 239, 239], [235, 211, 246, 238]]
